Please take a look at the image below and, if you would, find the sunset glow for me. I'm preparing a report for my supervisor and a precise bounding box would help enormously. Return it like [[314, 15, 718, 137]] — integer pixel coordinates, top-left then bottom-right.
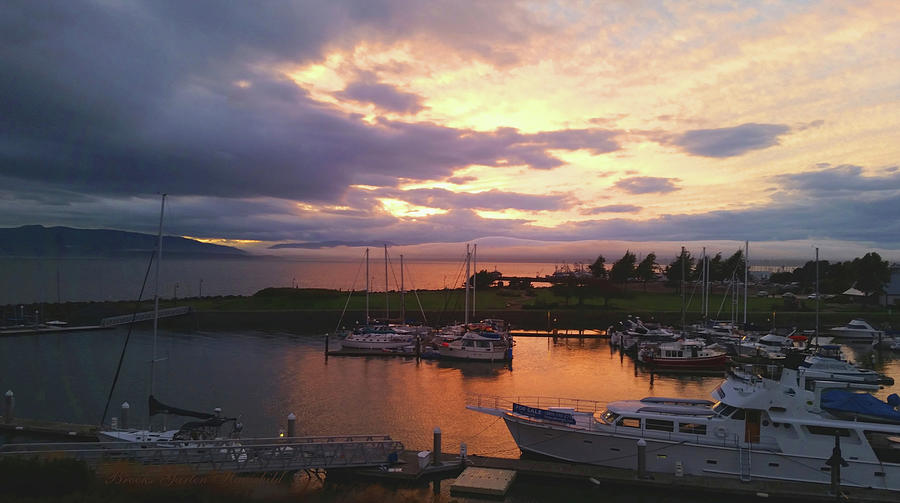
[[2, 1, 899, 260]]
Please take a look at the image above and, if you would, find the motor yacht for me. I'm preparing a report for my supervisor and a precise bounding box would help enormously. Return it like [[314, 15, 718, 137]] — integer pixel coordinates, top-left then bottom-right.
[[467, 367, 900, 491]]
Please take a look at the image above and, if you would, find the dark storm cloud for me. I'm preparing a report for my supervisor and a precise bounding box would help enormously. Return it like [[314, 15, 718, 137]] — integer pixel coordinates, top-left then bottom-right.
[[335, 74, 426, 114], [0, 1, 570, 209], [581, 204, 641, 214], [670, 123, 791, 157], [613, 177, 680, 194], [777, 165, 900, 194]]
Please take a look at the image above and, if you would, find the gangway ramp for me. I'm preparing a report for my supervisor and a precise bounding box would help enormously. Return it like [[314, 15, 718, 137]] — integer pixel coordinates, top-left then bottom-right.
[[100, 306, 192, 328], [0, 435, 403, 474]]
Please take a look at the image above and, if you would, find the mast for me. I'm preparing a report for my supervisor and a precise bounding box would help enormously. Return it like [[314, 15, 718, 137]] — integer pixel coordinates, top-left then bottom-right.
[[815, 246, 820, 346], [365, 248, 369, 325], [150, 194, 165, 398], [384, 244, 389, 321], [400, 254, 405, 323], [743, 241, 749, 326], [472, 243, 477, 320], [680, 246, 685, 331], [701, 247, 706, 320], [464, 244, 470, 325]]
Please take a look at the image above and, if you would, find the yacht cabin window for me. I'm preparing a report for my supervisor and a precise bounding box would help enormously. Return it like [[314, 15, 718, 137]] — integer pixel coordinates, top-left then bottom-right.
[[713, 403, 737, 417], [618, 417, 640, 429], [645, 419, 674, 432], [599, 410, 619, 424], [679, 422, 707, 435], [806, 426, 850, 437]]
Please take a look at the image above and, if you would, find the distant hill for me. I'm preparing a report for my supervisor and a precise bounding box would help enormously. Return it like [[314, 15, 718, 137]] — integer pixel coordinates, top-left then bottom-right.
[[0, 225, 248, 257]]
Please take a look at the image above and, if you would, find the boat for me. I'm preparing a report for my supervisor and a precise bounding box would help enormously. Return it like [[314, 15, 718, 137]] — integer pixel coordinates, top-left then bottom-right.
[[339, 246, 431, 351], [467, 366, 900, 491], [798, 350, 894, 385], [98, 195, 241, 444], [637, 339, 731, 371], [434, 245, 512, 362], [437, 320, 512, 361], [829, 319, 884, 340]]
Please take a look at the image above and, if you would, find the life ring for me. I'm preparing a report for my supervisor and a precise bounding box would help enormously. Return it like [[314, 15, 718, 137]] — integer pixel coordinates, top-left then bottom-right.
[[715, 426, 727, 438]]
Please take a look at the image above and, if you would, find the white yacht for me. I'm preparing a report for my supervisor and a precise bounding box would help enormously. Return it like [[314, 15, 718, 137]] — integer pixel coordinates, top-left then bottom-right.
[[340, 324, 421, 350], [437, 320, 512, 361], [468, 368, 900, 491], [829, 319, 884, 340], [799, 353, 895, 385]]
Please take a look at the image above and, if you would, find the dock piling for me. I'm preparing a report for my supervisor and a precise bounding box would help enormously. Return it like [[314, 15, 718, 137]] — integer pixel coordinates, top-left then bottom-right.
[[287, 413, 297, 438], [324, 334, 330, 356], [460, 442, 467, 463], [120, 402, 129, 430], [4, 390, 13, 424], [433, 427, 442, 466], [637, 438, 647, 479]]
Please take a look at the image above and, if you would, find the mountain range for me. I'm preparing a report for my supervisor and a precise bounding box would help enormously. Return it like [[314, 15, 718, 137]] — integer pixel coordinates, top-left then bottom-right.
[[0, 225, 247, 257]]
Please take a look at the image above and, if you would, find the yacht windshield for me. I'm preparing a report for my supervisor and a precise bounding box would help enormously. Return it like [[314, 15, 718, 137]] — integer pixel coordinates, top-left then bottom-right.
[[713, 402, 737, 417], [598, 410, 619, 425]]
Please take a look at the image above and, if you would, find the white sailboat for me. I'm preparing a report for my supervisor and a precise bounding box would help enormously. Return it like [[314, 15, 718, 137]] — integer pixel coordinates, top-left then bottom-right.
[[99, 195, 239, 443]]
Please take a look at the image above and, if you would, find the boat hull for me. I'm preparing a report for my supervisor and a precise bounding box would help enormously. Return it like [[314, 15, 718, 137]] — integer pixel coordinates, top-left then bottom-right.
[[437, 345, 511, 361], [641, 354, 731, 370], [502, 416, 900, 491]]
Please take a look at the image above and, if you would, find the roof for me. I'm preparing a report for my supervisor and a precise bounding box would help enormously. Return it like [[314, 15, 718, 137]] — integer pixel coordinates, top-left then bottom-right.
[[842, 287, 867, 296]]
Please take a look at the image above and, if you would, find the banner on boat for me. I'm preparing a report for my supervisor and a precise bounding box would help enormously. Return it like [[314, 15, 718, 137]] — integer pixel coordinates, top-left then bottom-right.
[[512, 403, 576, 424]]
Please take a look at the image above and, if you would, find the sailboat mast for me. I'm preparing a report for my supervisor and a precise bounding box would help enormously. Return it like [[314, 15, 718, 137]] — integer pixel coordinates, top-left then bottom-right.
[[150, 194, 166, 398], [680, 246, 685, 331], [464, 244, 470, 325], [815, 246, 820, 346], [472, 243, 477, 319], [400, 254, 405, 323], [384, 244, 389, 321], [365, 248, 369, 325], [743, 241, 749, 326], [701, 247, 706, 320]]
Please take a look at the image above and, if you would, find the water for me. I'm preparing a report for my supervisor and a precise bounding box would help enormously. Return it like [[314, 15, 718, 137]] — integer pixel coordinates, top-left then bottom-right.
[[2, 329, 898, 501], [0, 257, 564, 305]]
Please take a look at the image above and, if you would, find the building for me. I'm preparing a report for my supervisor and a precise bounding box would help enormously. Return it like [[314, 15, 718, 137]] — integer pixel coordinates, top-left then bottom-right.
[[882, 265, 900, 307]]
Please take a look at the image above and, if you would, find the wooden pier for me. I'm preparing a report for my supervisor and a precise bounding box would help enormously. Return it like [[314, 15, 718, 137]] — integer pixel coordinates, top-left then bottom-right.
[[0, 417, 98, 441], [353, 451, 897, 502]]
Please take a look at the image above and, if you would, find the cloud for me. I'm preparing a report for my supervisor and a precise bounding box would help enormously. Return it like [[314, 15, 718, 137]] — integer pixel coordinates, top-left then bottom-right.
[[670, 123, 791, 157], [373, 187, 572, 211], [581, 204, 641, 214], [613, 177, 680, 194], [335, 73, 426, 114], [777, 165, 900, 195]]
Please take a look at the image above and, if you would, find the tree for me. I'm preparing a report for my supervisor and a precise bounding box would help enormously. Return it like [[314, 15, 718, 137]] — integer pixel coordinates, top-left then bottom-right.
[[588, 255, 608, 279], [707, 252, 725, 282], [852, 252, 890, 295], [722, 249, 748, 282], [468, 269, 501, 289], [609, 250, 637, 286], [635, 252, 657, 291], [664, 249, 694, 293]]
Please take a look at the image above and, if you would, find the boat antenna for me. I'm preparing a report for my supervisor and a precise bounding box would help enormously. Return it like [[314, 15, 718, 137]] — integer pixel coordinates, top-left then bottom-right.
[[150, 194, 165, 399], [400, 254, 405, 323]]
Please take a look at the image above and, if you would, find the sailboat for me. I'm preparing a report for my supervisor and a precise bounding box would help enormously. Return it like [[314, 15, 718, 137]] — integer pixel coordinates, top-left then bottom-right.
[[98, 195, 240, 443], [437, 244, 513, 361], [340, 246, 429, 350]]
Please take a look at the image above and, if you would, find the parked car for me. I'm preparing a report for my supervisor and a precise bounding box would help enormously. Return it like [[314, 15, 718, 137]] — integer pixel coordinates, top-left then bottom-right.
[[807, 293, 818, 300], [757, 290, 768, 297]]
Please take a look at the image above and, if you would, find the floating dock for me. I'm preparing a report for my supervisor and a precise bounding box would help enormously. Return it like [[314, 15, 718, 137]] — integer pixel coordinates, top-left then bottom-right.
[[451, 467, 516, 496], [510, 329, 606, 338], [0, 418, 98, 441]]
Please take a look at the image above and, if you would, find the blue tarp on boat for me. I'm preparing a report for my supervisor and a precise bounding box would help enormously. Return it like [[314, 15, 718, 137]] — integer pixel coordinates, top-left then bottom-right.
[[822, 390, 900, 422]]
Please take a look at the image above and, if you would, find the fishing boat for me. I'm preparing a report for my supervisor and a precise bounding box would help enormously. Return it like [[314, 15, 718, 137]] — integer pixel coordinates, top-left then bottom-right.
[[637, 339, 731, 370], [467, 366, 900, 491]]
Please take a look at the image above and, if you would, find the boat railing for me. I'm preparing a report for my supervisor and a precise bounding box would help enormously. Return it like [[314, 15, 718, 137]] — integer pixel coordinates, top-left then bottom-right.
[[466, 394, 605, 413]]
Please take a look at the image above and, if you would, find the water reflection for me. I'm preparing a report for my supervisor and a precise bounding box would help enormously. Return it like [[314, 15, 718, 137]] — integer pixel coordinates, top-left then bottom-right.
[[1, 329, 898, 457]]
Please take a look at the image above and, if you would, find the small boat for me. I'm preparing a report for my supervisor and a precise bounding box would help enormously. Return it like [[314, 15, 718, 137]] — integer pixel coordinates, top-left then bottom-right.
[[637, 339, 731, 370], [829, 319, 884, 340], [437, 320, 512, 361], [340, 324, 418, 350], [798, 350, 895, 385]]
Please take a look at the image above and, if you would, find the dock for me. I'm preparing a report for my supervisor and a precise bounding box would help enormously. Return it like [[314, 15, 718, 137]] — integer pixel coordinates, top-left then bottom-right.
[[0, 417, 98, 441], [509, 329, 607, 338], [354, 451, 898, 502], [100, 306, 192, 327], [0, 324, 105, 336]]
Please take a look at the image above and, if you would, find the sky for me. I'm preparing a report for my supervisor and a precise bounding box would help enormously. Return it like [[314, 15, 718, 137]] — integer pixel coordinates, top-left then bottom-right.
[[1, 0, 899, 263]]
